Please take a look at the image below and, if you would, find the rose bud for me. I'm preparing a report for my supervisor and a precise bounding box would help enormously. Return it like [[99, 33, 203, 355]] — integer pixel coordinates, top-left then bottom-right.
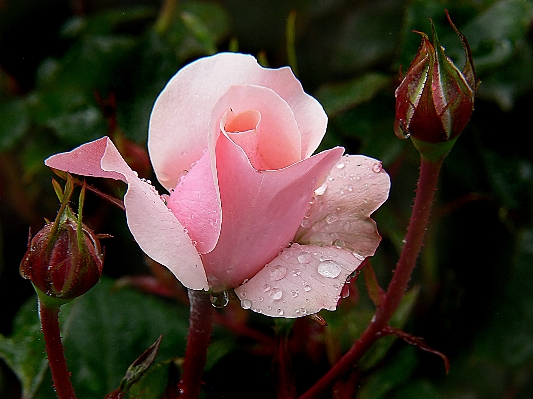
[[20, 189, 104, 303], [394, 12, 477, 147]]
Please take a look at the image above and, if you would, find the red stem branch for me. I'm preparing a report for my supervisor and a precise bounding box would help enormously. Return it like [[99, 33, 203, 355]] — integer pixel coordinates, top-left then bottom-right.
[[178, 290, 215, 399], [39, 300, 77, 399], [299, 156, 443, 399]]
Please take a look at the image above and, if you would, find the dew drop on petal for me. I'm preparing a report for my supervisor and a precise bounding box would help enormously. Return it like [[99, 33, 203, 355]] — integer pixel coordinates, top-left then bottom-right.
[[210, 291, 229, 308], [333, 239, 345, 249], [270, 287, 283, 300], [297, 253, 313, 264], [263, 284, 272, 292], [372, 162, 383, 173], [270, 265, 287, 281], [300, 219, 312, 228], [314, 182, 327, 196], [326, 214, 339, 224], [336, 162, 345, 169], [303, 281, 312, 292], [310, 232, 334, 246], [317, 260, 342, 278], [276, 309, 284, 316], [241, 299, 252, 309], [352, 252, 366, 261]]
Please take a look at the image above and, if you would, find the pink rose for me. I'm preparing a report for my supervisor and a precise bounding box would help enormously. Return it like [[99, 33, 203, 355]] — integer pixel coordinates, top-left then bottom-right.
[[45, 53, 390, 318]]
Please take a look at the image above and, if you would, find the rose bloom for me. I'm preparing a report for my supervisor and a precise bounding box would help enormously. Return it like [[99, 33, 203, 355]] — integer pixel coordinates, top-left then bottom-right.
[[45, 53, 390, 318]]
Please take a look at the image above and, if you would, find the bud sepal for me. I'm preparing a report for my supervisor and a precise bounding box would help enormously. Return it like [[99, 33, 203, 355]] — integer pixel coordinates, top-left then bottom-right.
[[394, 11, 478, 161], [20, 175, 104, 306]]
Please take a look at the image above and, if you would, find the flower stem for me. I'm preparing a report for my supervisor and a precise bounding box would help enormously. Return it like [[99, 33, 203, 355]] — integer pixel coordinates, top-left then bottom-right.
[[299, 156, 444, 399], [178, 290, 214, 399], [38, 300, 77, 399]]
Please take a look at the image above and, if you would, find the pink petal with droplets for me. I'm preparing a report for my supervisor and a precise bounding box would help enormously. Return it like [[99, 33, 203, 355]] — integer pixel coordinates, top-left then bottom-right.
[[295, 155, 391, 257], [200, 131, 343, 292], [148, 53, 327, 190], [166, 149, 221, 254], [44, 137, 209, 290], [234, 244, 364, 318]]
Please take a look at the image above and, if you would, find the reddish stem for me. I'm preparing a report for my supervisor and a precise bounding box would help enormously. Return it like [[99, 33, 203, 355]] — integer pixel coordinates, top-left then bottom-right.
[[299, 156, 443, 399], [178, 290, 215, 399], [39, 300, 77, 399]]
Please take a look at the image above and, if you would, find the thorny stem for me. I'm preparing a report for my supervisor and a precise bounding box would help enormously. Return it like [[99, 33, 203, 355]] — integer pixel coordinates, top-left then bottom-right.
[[178, 290, 215, 399], [299, 156, 444, 399], [39, 300, 77, 399]]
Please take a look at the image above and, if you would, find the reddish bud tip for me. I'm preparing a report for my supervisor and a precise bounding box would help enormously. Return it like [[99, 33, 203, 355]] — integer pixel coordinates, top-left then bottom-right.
[[394, 11, 477, 145]]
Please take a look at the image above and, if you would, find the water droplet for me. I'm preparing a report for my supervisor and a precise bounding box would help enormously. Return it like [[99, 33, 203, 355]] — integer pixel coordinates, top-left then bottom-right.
[[300, 219, 312, 228], [210, 291, 229, 308], [276, 309, 284, 316], [333, 239, 345, 248], [303, 281, 312, 292], [317, 260, 342, 278], [372, 162, 383, 173], [263, 284, 271, 292], [241, 299, 252, 309], [341, 284, 351, 298], [336, 163, 345, 169], [310, 232, 333, 246], [270, 288, 283, 300], [326, 214, 339, 224], [270, 265, 287, 281], [352, 252, 366, 261], [297, 253, 313, 264], [291, 289, 299, 298], [292, 268, 301, 276], [314, 182, 327, 196]]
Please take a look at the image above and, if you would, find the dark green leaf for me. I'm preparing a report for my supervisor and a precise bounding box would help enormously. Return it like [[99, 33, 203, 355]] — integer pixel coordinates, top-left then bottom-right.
[[315, 72, 392, 118], [0, 98, 29, 151]]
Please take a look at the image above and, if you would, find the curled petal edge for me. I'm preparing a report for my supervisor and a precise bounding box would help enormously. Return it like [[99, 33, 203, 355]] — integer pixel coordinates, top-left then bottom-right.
[[44, 137, 209, 291]]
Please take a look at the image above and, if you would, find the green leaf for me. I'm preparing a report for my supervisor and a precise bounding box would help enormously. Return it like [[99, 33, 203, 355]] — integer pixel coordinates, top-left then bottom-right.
[[360, 286, 420, 371], [0, 278, 190, 399], [0, 98, 29, 151], [0, 298, 49, 398], [461, 0, 533, 72], [315, 72, 392, 118], [125, 359, 174, 399], [356, 346, 418, 399]]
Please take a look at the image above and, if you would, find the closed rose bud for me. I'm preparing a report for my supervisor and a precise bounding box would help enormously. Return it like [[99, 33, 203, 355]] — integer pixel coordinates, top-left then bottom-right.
[[20, 216, 104, 301], [394, 12, 477, 145]]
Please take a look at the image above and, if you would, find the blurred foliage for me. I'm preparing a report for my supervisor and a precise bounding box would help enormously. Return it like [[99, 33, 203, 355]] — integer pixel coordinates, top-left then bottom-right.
[[1, 0, 533, 398]]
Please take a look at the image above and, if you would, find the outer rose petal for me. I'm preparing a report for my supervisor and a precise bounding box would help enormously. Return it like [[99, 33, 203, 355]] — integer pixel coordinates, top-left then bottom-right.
[[148, 53, 327, 190], [44, 137, 209, 290], [201, 131, 344, 292], [234, 244, 363, 318], [166, 150, 221, 254], [295, 155, 391, 257]]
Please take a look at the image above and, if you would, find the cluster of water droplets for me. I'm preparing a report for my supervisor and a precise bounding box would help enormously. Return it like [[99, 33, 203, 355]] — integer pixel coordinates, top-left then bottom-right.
[[236, 243, 357, 316], [297, 156, 384, 251]]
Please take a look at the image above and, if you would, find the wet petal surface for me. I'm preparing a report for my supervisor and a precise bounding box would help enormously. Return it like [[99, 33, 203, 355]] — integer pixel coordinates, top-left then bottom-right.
[[234, 244, 363, 318]]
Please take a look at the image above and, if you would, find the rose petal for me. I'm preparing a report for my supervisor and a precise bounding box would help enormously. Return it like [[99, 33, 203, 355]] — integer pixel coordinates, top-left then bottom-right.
[[201, 132, 344, 291], [217, 84, 302, 170], [166, 150, 221, 254], [45, 137, 209, 290], [148, 53, 327, 190], [234, 244, 363, 318], [295, 155, 391, 257]]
